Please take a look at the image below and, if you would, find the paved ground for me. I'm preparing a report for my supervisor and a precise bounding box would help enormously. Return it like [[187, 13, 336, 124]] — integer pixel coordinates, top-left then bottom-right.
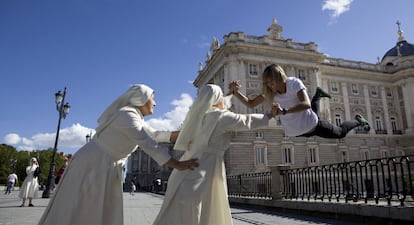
[[1, 187, 369, 225]]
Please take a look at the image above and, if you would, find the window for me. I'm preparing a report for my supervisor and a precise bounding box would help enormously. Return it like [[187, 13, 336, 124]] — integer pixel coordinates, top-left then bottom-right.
[[255, 131, 264, 139], [249, 64, 258, 76], [351, 84, 359, 94], [335, 114, 342, 126], [361, 150, 369, 160], [340, 151, 348, 163], [276, 117, 282, 126], [386, 87, 393, 97], [391, 117, 397, 131], [308, 147, 318, 164], [141, 153, 148, 172], [282, 131, 289, 140], [282, 146, 294, 164], [298, 69, 306, 80], [255, 146, 266, 167], [132, 153, 139, 172], [331, 82, 338, 92], [375, 116, 382, 131], [371, 86, 377, 96]]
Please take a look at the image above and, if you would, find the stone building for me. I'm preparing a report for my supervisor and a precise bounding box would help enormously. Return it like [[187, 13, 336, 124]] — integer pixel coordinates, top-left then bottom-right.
[[126, 19, 414, 183], [194, 19, 414, 175]]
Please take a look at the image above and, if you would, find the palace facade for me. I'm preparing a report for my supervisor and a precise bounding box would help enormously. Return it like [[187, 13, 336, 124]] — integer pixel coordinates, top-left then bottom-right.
[[126, 19, 414, 187]]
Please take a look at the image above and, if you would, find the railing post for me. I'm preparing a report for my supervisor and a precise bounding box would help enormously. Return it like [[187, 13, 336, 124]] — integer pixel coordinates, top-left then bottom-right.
[[271, 165, 291, 200]]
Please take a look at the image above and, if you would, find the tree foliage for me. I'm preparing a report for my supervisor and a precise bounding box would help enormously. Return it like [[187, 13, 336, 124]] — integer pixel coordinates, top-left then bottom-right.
[[0, 144, 68, 186]]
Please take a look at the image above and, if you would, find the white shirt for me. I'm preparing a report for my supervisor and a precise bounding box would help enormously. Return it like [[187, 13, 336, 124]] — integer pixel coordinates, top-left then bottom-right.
[[8, 173, 18, 183], [275, 77, 318, 136]]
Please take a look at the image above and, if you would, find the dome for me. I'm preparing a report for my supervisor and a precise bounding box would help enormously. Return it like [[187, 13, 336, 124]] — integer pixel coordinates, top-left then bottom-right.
[[382, 40, 414, 59]]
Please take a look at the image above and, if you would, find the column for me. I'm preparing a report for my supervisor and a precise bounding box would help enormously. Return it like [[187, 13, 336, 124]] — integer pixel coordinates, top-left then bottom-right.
[[270, 165, 291, 200], [228, 60, 246, 113], [401, 78, 414, 133], [341, 82, 351, 120], [363, 85, 375, 134], [321, 79, 331, 121], [312, 67, 320, 93], [285, 64, 295, 77], [380, 87, 391, 134]]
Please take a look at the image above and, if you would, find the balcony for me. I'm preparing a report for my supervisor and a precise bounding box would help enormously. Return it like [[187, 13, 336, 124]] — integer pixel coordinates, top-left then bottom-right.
[[392, 130, 403, 135], [375, 130, 388, 134], [355, 129, 369, 134]]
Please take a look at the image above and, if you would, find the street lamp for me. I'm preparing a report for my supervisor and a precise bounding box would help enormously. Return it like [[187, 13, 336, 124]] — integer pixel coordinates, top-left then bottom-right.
[[42, 87, 71, 198], [10, 159, 17, 173], [85, 130, 93, 143]]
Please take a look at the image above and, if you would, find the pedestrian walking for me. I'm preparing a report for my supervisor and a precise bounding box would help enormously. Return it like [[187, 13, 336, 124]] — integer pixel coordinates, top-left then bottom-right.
[[130, 176, 136, 195], [4, 172, 18, 194]]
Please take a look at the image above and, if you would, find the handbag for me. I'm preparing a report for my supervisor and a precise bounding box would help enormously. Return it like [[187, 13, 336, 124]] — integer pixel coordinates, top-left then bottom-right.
[[33, 166, 41, 178]]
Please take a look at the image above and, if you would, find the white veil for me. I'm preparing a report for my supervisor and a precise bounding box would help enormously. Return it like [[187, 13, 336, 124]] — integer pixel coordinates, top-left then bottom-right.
[[95, 84, 154, 136], [174, 84, 223, 151]]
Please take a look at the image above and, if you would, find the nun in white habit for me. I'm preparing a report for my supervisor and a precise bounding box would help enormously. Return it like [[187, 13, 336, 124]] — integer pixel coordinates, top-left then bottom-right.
[[153, 84, 276, 225], [38, 84, 198, 225]]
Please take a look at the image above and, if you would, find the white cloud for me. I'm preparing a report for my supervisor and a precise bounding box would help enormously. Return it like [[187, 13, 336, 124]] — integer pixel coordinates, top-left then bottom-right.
[[322, 0, 353, 18], [2, 93, 194, 153], [3, 133, 21, 145], [3, 123, 94, 152], [147, 93, 193, 131]]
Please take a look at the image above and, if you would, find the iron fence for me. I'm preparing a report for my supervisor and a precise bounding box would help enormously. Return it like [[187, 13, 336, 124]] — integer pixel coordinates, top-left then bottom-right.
[[227, 171, 272, 199], [226, 155, 414, 206]]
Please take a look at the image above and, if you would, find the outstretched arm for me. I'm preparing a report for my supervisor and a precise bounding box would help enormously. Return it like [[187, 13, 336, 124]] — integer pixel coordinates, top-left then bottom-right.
[[164, 158, 199, 171], [229, 81, 265, 108]]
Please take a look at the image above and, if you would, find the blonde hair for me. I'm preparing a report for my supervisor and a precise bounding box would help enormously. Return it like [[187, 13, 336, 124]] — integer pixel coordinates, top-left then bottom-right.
[[31, 157, 38, 165], [262, 64, 288, 105]]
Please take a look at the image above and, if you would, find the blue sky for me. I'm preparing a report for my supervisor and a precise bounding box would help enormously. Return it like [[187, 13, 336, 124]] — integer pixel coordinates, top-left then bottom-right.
[[1, 0, 413, 155]]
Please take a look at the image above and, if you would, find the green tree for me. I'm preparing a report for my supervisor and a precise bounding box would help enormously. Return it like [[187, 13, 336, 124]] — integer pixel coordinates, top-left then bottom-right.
[[0, 144, 18, 184], [0, 145, 68, 187]]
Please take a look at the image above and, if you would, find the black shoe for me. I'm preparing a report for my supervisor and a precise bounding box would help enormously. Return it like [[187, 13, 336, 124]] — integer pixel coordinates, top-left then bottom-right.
[[355, 114, 370, 131], [316, 87, 331, 98], [19, 204, 24, 207], [28, 204, 34, 207]]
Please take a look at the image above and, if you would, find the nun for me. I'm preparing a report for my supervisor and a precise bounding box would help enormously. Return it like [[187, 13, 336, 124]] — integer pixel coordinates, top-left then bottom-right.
[[153, 84, 276, 225], [39, 84, 198, 225]]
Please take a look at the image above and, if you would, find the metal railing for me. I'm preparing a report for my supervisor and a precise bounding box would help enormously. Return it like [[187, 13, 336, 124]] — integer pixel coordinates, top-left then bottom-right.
[[227, 155, 414, 206], [227, 171, 272, 199]]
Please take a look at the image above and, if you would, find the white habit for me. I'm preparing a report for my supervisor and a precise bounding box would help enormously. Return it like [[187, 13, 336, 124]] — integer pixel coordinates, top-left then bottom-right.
[[38, 105, 172, 225], [153, 108, 269, 225]]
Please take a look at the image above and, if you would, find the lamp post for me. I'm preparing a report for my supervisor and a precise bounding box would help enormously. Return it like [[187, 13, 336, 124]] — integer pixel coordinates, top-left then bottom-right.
[[85, 130, 93, 143], [10, 159, 17, 173], [42, 87, 71, 198]]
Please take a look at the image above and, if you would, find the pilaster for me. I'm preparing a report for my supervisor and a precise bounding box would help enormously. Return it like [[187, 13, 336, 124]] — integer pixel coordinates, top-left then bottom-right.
[[380, 86, 391, 134], [341, 82, 351, 121], [363, 84, 375, 134], [401, 78, 414, 133]]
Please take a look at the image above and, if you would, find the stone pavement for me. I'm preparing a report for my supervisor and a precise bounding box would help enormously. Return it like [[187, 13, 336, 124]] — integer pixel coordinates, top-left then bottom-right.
[[1, 187, 369, 225]]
